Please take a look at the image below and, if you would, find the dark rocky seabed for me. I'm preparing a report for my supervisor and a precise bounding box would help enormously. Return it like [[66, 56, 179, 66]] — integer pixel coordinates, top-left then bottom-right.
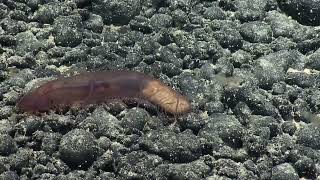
[[1, 0, 320, 179]]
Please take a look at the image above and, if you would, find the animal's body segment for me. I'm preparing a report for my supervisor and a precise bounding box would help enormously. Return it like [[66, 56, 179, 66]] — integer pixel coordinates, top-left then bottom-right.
[[17, 71, 191, 115]]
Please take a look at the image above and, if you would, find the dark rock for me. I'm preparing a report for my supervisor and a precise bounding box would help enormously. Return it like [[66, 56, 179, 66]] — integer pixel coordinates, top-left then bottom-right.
[[59, 129, 99, 168], [265, 11, 313, 42], [54, 170, 96, 179], [223, 72, 256, 107], [246, 91, 279, 117], [96, 136, 112, 151], [15, 31, 43, 56], [270, 37, 297, 51], [240, 22, 272, 43], [244, 160, 259, 174], [92, 150, 114, 172], [203, 6, 226, 20], [294, 156, 316, 179], [0, 106, 13, 119], [256, 155, 273, 179], [231, 49, 253, 67], [155, 61, 181, 77], [286, 69, 320, 88], [241, 41, 273, 57], [9, 149, 34, 172], [233, 102, 252, 125], [296, 124, 320, 149], [109, 141, 129, 154], [193, 40, 216, 60], [0, 18, 27, 35], [47, 46, 68, 58], [62, 46, 89, 65], [118, 30, 144, 46], [78, 107, 124, 139], [272, 96, 294, 120], [212, 145, 249, 162], [74, 0, 91, 7], [0, 171, 19, 180], [287, 86, 303, 101], [307, 48, 320, 70], [6, 69, 35, 88], [0, 35, 16, 46], [253, 50, 305, 89], [92, 0, 141, 25], [153, 159, 211, 179], [2, 90, 20, 105], [266, 10, 298, 37], [102, 29, 119, 42], [129, 16, 152, 33], [238, 165, 259, 179], [179, 113, 206, 133], [117, 151, 163, 179], [243, 116, 280, 155], [213, 28, 243, 52], [297, 38, 320, 54], [199, 114, 244, 149], [293, 145, 320, 162], [5, 56, 29, 68], [266, 134, 294, 164], [0, 119, 13, 134], [0, 4, 8, 19], [172, 30, 223, 61], [199, 62, 217, 80], [141, 129, 203, 163], [178, 71, 224, 108], [272, 82, 286, 95], [214, 159, 239, 178], [150, 13, 173, 31], [248, 115, 281, 138], [243, 129, 268, 155], [204, 101, 224, 115], [124, 48, 143, 68], [172, 9, 189, 28], [9, 10, 27, 21], [53, 15, 83, 47], [84, 14, 104, 33], [167, 0, 196, 10], [120, 108, 152, 134], [271, 163, 299, 180], [155, 46, 182, 66], [41, 132, 62, 155], [215, 56, 234, 75], [99, 172, 117, 180], [278, 0, 320, 26], [14, 116, 42, 136], [233, 0, 268, 21], [0, 158, 6, 174], [32, 2, 74, 24], [281, 121, 296, 135], [0, 135, 17, 156]]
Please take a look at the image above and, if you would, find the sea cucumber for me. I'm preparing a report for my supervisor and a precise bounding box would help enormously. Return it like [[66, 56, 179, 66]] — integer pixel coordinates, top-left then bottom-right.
[[17, 70, 191, 115]]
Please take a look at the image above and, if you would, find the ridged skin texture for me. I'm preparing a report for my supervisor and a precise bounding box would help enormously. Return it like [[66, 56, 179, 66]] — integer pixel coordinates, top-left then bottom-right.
[[17, 71, 191, 115]]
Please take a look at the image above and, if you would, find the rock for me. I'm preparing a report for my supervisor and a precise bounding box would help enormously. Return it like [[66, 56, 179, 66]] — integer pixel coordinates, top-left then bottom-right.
[[271, 163, 299, 180], [53, 15, 83, 47], [0, 135, 17, 156], [92, 0, 141, 25], [141, 129, 203, 163], [59, 129, 99, 168], [296, 124, 320, 149]]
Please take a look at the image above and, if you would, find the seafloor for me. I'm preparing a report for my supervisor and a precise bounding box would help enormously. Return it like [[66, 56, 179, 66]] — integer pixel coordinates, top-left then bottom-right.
[[1, 0, 320, 179]]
